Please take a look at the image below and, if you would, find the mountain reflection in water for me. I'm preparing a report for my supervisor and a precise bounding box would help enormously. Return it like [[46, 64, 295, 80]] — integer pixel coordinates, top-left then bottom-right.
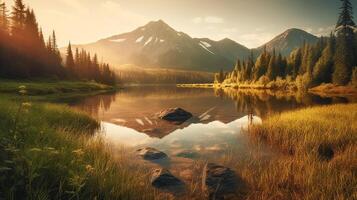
[[69, 86, 354, 138], [67, 86, 355, 159]]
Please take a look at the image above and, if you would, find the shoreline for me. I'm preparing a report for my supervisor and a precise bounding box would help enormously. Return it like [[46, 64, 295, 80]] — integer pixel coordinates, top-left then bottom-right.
[[177, 83, 357, 97]]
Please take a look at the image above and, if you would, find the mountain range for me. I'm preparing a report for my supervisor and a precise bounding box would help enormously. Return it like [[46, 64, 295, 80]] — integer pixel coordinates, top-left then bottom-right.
[[67, 20, 319, 72]]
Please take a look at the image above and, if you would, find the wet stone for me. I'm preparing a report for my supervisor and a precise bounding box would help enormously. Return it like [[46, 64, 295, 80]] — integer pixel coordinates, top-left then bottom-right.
[[137, 147, 167, 160], [202, 163, 239, 199], [157, 107, 192, 123], [151, 168, 185, 195]]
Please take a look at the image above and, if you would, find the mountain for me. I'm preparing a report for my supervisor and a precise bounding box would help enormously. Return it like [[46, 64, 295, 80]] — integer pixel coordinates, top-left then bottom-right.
[[256, 28, 319, 56], [67, 21, 320, 72], [69, 20, 250, 72]]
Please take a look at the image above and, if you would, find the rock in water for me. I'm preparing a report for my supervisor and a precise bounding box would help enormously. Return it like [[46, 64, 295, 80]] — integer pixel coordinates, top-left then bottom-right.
[[157, 107, 192, 122], [151, 168, 185, 195], [202, 163, 238, 199], [137, 147, 167, 160]]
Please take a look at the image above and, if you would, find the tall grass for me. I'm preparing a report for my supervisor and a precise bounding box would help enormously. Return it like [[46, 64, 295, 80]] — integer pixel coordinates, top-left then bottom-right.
[[240, 104, 357, 199], [0, 98, 155, 200]]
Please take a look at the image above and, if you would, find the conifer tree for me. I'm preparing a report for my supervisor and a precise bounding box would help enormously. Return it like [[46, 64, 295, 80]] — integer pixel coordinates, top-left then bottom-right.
[[313, 33, 335, 84], [11, 0, 26, 37], [333, 0, 355, 85], [66, 42, 75, 74], [267, 49, 277, 80], [336, 0, 355, 28], [0, 1, 9, 33]]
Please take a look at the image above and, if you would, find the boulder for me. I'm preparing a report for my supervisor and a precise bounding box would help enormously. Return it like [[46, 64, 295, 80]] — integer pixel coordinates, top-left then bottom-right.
[[174, 150, 200, 159], [151, 168, 185, 195], [318, 144, 334, 161], [137, 147, 167, 160], [202, 163, 238, 199], [157, 107, 192, 122]]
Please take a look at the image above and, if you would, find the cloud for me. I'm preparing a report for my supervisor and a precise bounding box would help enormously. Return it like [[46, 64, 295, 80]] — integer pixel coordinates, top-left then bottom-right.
[[223, 28, 238, 33], [237, 32, 275, 48], [314, 25, 335, 36], [192, 16, 224, 24]]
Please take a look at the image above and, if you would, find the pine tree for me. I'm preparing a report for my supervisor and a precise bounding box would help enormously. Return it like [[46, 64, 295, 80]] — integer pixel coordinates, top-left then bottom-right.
[[0, 1, 9, 33], [333, 0, 355, 85], [66, 42, 75, 74], [333, 32, 354, 85], [336, 0, 355, 28], [24, 9, 39, 43], [267, 49, 277, 80], [38, 28, 45, 48], [313, 33, 335, 84], [11, 0, 26, 37]]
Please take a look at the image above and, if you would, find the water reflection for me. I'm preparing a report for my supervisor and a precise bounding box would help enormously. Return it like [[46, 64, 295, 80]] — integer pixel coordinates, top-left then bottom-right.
[[101, 115, 262, 160], [69, 86, 355, 139]]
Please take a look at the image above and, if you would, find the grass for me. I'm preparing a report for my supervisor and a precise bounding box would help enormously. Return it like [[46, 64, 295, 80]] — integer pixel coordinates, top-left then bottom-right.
[[0, 79, 114, 96], [0, 97, 155, 200], [240, 104, 357, 199], [1, 82, 356, 199]]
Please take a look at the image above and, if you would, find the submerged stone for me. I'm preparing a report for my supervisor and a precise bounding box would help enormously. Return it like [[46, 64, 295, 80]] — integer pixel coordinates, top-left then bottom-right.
[[151, 168, 185, 195], [137, 147, 167, 160], [157, 107, 192, 122], [202, 163, 239, 199]]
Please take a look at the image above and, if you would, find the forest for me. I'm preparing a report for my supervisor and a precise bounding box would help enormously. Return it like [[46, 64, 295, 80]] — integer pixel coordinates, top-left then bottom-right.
[[0, 0, 116, 85], [216, 0, 357, 91]]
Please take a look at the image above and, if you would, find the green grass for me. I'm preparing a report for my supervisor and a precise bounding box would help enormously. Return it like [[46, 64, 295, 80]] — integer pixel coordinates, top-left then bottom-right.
[[0, 97, 154, 200], [0, 79, 114, 96], [240, 104, 357, 199]]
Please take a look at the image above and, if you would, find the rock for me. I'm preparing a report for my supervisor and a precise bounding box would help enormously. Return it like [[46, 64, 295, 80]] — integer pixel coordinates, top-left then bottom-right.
[[318, 144, 334, 161], [174, 150, 200, 159], [137, 147, 167, 160], [157, 107, 192, 122], [202, 163, 238, 199], [151, 168, 185, 195]]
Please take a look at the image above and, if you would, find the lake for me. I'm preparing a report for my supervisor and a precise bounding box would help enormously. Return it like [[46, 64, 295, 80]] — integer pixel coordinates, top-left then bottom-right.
[[68, 86, 355, 162]]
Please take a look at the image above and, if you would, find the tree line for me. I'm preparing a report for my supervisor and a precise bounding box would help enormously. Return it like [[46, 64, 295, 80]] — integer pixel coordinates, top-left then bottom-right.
[[0, 0, 116, 85], [216, 0, 357, 89]]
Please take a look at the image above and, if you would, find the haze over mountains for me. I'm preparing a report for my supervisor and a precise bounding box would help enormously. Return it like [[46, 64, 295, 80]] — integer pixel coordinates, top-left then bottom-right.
[[69, 20, 319, 72]]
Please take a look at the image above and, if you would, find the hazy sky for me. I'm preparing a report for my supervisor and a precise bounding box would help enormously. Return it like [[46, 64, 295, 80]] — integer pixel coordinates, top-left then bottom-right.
[[3, 0, 356, 48]]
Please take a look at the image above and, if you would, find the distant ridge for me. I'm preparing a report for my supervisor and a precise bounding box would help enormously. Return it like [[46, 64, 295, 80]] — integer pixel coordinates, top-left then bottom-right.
[[65, 20, 319, 72]]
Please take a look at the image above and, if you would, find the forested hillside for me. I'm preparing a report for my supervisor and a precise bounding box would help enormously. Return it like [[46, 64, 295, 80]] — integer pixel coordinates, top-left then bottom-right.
[[0, 0, 116, 85], [217, 0, 357, 90]]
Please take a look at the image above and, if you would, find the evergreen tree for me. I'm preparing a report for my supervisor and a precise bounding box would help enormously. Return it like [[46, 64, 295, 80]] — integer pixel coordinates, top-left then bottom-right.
[[313, 33, 335, 84], [65, 42, 75, 74], [11, 0, 26, 37], [0, 1, 9, 33], [253, 46, 268, 81], [336, 0, 355, 28], [267, 49, 277, 80], [333, 31, 355, 85], [24, 9, 39, 43], [333, 0, 355, 85]]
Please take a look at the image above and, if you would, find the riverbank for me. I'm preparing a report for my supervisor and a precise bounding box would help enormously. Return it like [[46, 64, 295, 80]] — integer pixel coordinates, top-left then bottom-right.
[[177, 82, 357, 97], [0, 79, 115, 96], [243, 104, 357, 199], [309, 83, 357, 97]]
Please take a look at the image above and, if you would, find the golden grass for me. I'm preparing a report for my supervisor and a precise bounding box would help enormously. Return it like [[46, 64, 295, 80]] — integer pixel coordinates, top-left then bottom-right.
[[242, 104, 357, 199]]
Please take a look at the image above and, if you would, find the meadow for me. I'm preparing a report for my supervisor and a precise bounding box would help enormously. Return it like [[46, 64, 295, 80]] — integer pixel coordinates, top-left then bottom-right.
[[0, 84, 356, 199]]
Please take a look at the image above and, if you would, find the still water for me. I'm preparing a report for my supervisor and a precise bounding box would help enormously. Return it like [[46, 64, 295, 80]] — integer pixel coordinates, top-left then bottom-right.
[[68, 86, 355, 160]]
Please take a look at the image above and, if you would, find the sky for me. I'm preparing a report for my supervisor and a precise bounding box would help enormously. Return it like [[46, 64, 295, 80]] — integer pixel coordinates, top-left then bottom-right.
[[3, 0, 357, 48]]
